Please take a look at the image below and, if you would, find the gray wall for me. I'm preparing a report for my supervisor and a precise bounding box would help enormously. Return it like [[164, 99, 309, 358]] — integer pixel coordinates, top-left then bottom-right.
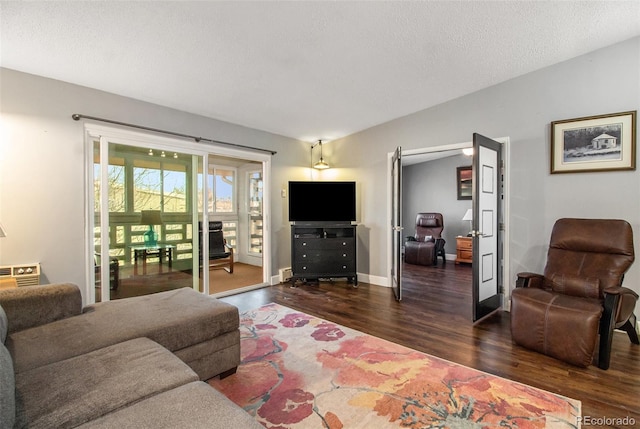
[[402, 154, 472, 255], [1, 36, 639, 314], [332, 36, 640, 311], [0, 68, 311, 294]]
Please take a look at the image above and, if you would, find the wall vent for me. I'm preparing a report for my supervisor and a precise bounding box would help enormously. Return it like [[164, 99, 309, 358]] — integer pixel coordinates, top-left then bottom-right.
[[0, 263, 40, 287], [278, 267, 292, 283]]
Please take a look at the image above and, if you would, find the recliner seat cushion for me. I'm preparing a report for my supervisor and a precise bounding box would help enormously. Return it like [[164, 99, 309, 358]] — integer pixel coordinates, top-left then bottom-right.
[[8, 287, 239, 373], [511, 287, 602, 367]]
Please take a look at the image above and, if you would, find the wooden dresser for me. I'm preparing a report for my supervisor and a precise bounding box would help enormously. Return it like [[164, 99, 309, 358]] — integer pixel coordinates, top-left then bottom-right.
[[455, 236, 473, 264]]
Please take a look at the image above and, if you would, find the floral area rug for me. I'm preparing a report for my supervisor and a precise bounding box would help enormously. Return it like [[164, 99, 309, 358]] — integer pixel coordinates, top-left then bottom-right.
[[209, 303, 580, 428]]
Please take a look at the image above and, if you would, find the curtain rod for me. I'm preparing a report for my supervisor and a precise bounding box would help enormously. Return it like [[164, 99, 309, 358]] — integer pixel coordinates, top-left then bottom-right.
[[71, 113, 277, 155]]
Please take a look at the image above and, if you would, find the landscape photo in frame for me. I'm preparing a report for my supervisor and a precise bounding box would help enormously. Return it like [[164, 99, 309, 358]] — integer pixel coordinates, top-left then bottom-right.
[[550, 111, 636, 174]]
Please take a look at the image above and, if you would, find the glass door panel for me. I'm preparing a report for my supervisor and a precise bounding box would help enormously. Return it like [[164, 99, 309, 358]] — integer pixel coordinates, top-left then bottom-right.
[[93, 142, 203, 302]]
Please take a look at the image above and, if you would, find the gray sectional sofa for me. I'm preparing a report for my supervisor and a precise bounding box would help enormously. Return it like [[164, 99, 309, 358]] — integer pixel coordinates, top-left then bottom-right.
[[0, 284, 261, 429]]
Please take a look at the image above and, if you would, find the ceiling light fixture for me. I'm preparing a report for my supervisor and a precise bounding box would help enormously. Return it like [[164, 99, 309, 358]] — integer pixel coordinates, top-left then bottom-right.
[[462, 148, 474, 156], [313, 139, 330, 170]]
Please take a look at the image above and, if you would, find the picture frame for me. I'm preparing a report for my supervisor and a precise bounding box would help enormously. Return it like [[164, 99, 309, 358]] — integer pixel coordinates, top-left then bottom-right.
[[550, 110, 636, 174], [457, 166, 472, 200]]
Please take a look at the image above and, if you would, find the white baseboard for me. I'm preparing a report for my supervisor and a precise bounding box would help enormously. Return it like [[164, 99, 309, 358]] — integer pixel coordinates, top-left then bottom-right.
[[357, 273, 388, 287]]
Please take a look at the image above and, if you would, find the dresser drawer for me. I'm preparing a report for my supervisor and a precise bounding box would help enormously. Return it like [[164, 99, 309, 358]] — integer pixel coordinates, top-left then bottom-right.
[[294, 238, 355, 251], [458, 249, 472, 260], [293, 261, 356, 275], [457, 237, 472, 250]]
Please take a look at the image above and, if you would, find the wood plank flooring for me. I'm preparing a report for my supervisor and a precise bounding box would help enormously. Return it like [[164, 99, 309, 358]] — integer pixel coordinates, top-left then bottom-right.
[[221, 261, 640, 428]]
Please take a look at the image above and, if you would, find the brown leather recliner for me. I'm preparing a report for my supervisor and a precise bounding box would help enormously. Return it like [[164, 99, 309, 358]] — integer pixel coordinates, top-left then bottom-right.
[[404, 213, 446, 266], [511, 218, 638, 369]]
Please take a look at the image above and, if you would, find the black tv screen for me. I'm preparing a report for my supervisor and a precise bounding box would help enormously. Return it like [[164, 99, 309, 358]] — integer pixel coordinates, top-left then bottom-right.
[[289, 181, 356, 223]]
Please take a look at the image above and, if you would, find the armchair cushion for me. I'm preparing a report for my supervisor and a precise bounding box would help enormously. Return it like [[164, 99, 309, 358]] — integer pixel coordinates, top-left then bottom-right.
[[511, 287, 602, 367], [546, 273, 600, 299], [419, 218, 438, 227]]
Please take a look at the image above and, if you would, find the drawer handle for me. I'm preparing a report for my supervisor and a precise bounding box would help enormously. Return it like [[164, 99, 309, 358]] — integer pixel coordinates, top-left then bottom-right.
[[342, 265, 347, 269], [302, 266, 307, 270], [342, 242, 347, 246], [302, 254, 307, 258], [302, 242, 307, 246], [342, 253, 347, 257]]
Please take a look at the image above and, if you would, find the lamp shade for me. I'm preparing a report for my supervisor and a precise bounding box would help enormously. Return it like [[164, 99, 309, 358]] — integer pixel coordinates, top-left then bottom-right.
[[140, 210, 163, 225], [313, 159, 330, 169], [462, 209, 473, 221]]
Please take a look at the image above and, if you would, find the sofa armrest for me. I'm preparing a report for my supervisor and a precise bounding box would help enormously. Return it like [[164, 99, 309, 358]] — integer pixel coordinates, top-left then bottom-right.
[[515, 272, 544, 289], [0, 283, 82, 334]]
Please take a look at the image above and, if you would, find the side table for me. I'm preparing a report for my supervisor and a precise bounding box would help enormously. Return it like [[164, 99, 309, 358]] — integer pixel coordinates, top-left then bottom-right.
[[131, 244, 176, 276], [455, 236, 473, 264]]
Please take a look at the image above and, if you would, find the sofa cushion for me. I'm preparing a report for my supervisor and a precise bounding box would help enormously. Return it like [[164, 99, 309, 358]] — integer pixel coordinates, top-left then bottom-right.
[[0, 304, 7, 343], [8, 287, 239, 373], [0, 283, 82, 335], [0, 342, 15, 429], [76, 381, 263, 429], [14, 337, 198, 429]]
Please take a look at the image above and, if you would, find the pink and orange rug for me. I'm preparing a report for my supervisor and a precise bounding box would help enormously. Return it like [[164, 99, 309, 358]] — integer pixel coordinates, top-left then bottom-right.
[[210, 303, 580, 428]]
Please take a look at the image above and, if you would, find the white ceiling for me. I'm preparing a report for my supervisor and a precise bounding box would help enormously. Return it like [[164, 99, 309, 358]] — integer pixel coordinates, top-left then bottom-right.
[[2, 1, 639, 142]]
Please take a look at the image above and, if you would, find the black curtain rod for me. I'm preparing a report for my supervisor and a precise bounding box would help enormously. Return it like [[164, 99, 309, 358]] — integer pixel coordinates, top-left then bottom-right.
[[71, 113, 277, 155]]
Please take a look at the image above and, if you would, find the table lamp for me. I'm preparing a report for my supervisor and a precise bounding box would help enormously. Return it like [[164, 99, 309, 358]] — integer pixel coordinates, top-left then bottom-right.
[[462, 209, 473, 236], [140, 210, 163, 246]]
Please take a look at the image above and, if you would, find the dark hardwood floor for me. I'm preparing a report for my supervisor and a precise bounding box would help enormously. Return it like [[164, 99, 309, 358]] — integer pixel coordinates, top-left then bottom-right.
[[221, 261, 640, 428]]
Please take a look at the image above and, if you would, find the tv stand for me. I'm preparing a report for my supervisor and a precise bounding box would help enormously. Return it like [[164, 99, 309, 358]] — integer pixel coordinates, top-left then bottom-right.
[[290, 223, 357, 287]]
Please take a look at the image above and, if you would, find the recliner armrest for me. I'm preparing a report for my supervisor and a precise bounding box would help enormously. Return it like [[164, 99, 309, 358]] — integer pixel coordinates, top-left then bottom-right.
[[0, 283, 82, 334], [603, 286, 639, 299], [516, 272, 544, 289]]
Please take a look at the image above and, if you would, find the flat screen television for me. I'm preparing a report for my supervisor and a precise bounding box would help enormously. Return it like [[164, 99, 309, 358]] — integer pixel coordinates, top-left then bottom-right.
[[288, 181, 356, 223]]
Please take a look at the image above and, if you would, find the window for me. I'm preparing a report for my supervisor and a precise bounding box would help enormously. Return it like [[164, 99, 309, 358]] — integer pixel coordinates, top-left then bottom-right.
[[248, 171, 263, 254]]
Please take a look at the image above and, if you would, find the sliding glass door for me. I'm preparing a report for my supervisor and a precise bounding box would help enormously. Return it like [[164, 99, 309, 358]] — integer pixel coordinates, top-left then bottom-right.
[[88, 125, 271, 303], [92, 139, 204, 302]]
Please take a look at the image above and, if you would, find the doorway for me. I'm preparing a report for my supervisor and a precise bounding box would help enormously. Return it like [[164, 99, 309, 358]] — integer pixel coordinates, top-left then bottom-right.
[[388, 139, 511, 314], [86, 124, 271, 304]]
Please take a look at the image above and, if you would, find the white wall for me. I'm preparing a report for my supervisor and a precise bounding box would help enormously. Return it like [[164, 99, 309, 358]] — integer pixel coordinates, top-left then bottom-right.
[[333, 36, 640, 311], [0, 68, 308, 295]]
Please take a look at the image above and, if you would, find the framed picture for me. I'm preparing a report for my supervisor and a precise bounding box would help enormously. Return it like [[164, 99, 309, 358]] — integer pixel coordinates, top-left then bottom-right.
[[550, 110, 636, 174], [457, 166, 472, 200]]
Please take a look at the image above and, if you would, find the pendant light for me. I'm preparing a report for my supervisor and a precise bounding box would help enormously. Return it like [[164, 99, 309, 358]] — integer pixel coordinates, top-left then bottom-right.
[[313, 140, 330, 170]]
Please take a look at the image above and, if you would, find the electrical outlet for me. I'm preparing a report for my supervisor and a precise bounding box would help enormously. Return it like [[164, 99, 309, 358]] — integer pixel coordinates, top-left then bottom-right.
[[281, 188, 286, 198]]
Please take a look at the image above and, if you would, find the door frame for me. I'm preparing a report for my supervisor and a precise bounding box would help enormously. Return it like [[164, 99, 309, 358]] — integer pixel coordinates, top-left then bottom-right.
[[386, 138, 511, 311], [83, 123, 272, 303]]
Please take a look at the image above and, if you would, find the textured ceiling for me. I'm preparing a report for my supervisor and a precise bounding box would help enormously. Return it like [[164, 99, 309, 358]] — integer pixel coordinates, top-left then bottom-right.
[[1, 1, 639, 142]]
